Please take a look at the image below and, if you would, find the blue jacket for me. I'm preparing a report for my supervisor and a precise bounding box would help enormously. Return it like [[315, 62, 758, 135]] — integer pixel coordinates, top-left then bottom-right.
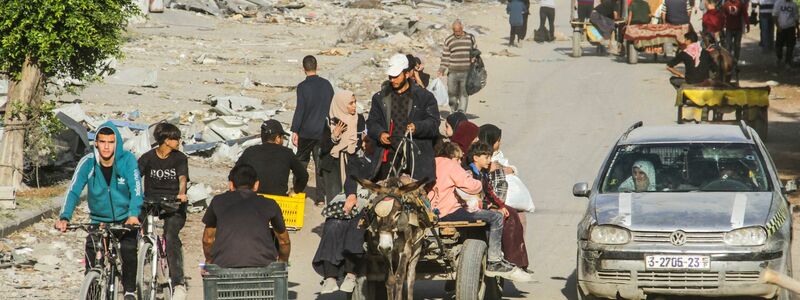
[[507, 0, 526, 26], [60, 121, 143, 223]]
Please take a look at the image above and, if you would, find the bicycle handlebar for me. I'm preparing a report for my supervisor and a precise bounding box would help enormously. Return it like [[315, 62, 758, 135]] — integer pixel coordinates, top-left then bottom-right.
[[65, 223, 140, 233]]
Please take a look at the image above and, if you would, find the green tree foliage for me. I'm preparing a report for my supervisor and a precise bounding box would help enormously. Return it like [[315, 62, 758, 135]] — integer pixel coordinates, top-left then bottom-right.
[[0, 0, 138, 80]]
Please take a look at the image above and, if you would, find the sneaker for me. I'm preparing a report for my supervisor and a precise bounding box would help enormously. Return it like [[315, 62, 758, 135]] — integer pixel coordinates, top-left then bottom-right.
[[339, 274, 357, 293], [172, 285, 187, 300], [485, 260, 515, 277], [320, 277, 339, 294], [507, 267, 537, 283], [123, 292, 136, 300]]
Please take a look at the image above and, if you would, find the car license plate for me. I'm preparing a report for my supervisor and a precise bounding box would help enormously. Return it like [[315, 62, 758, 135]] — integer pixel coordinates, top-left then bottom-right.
[[645, 255, 710, 270]]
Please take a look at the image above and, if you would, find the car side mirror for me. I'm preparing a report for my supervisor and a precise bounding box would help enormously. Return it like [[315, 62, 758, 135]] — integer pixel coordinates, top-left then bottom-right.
[[784, 180, 798, 194], [573, 182, 591, 198]]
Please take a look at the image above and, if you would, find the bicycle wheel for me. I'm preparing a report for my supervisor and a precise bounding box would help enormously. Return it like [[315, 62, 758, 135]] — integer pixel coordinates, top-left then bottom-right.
[[137, 242, 157, 300], [78, 270, 104, 300]]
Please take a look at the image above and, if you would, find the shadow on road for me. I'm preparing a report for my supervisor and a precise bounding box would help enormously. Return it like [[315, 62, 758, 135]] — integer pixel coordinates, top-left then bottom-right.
[[558, 269, 578, 300]]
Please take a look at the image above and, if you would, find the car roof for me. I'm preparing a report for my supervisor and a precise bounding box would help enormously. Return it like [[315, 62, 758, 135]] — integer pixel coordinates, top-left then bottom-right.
[[620, 124, 754, 145]]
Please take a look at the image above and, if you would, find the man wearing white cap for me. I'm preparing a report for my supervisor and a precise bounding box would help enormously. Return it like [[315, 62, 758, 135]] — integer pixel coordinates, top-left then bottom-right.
[[366, 54, 440, 182]]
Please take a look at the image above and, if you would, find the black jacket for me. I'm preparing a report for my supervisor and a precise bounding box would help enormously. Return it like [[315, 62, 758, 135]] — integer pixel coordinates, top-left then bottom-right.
[[235, 143, 308, 196], [366, 81, 440, 181], [291, 75, 335, 140]]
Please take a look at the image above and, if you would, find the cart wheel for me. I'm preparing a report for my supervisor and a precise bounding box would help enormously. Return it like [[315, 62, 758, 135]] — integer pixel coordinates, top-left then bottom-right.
[[627, 42, 638, 64], [664, 42, 674, 56], [456, 239, 488, 300], [572, 31, 583, 58]]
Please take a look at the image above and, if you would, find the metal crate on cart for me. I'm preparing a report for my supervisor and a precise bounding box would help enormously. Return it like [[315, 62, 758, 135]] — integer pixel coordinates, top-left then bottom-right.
[[203, 262, 288, 300]]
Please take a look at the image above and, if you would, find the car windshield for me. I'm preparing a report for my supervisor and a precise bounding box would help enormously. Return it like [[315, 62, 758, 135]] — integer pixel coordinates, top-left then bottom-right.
[[600, 143, 772, 193]]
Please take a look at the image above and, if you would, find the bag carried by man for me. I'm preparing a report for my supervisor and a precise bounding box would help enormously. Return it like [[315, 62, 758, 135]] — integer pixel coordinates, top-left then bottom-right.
[[533, 27, 548, 43], [466, 49, 487, 96]]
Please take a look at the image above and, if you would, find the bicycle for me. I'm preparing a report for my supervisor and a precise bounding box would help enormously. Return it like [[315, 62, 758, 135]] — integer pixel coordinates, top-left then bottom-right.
[[67, 223, 139, 300], [137, 196, 177, 300]]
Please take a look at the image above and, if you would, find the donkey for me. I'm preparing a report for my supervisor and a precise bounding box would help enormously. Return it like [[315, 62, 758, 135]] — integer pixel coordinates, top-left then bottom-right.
[[356, 176, 433, 300], [702, 32, 737, 84]]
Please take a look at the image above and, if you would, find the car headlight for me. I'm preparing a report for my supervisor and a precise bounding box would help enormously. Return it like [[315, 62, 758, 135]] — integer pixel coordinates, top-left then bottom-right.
[[590, 225, 630, 245], [724, 227, 767, 246]]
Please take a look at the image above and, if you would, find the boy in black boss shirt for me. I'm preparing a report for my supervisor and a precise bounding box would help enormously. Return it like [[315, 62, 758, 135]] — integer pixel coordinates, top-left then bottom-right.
[[138, 123, 189, 299]]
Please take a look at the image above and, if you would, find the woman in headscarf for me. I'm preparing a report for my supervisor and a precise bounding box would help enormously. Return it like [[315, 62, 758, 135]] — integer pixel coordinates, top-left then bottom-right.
[[444, 112, 468, 137], [619, 160, 657, 192], [477, 124, 532, 274], [450, 120, 480, 157], [313, 90, 368, 294]]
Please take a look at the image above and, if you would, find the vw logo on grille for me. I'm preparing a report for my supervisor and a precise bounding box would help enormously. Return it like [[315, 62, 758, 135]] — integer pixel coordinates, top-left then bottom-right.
[[670, 230, 687, 246]]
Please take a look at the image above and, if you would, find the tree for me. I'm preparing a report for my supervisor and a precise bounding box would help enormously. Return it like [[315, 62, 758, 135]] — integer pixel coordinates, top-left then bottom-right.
[[0, 0, 137, 190]]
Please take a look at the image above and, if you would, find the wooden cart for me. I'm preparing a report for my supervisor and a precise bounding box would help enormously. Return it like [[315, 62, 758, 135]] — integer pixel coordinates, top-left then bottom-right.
[[570, 0, 627, 57], [350, 220, 504, 300], [676, 86, 770, 139]]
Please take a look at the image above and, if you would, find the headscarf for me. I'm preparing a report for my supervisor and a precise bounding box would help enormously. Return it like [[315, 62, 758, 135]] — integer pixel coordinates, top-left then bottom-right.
[[478, 124, 502, 149], [450, 121, 479, 154], [685, 42, 702, 67], [619, 160, 657, 192], [446, 112, 468, 134], [329, 90, 359, 157]]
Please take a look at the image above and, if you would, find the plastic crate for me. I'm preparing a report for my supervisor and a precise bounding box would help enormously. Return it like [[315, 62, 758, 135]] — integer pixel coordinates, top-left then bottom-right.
[[260, 193, 306, 230], [202, 262, 288, 300]]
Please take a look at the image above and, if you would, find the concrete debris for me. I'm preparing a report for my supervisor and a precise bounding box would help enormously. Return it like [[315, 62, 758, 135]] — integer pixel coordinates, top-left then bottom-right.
[[212, 95, 263, 113], [37, 255, 60, 266], [211, 143, 244, 163], [338, 18, 387, 44], [183, 134, 259, 154], [381, 19, 419, 36], [381, 32, 412, 46], [766, 80, 779, 87], [202, 116, 248, 142], [346, 0, 381, 9], [318, 48, 351, 56], [187, 183, 213, 205], [170, 0, 224, 16], [105, 67, 158, 88]]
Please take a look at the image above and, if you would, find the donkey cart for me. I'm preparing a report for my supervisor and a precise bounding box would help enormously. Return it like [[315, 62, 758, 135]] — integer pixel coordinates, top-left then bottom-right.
[[676, 85, 770, 139], [623, 23, 689, 64], [351, 220, 504, 300]]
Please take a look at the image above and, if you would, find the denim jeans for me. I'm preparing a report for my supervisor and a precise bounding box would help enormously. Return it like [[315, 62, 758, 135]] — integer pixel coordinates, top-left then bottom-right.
[[441, 208, 504, 261], [163, 204, 187, 285], [760, 16, 774, 49], [447, 71, 469, 113]]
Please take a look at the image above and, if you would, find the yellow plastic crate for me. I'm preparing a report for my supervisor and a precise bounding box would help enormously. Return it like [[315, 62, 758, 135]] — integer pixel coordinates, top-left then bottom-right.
[[259, 193, 306, 230]]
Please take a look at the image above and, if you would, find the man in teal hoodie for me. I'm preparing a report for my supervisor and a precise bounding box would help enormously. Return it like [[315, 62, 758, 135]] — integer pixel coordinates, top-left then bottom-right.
[[55, 121, 143, 300]]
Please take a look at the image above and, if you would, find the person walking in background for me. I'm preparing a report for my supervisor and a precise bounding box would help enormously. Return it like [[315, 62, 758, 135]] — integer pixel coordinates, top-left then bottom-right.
[[773, 0, 798, 66], [629, 0, 654, 25], [722, 0, 749, 62], [438, 20, 477, 113], [702, 0, 724, 42], [407, 54, 431, 88], [508, 0, 527, 47], [291, 55, 335, 206], [753, 0, 777, 51], [540, 0, 557, 42]]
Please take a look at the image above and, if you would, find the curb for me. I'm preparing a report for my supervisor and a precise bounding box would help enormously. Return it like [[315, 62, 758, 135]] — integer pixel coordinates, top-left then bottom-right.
[[0, 197, 62, 238]]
